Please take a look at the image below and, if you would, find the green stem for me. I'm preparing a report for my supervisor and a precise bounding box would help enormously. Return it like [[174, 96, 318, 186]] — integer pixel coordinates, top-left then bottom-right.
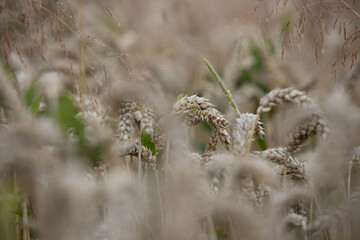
[[204, 58, 240, 115]]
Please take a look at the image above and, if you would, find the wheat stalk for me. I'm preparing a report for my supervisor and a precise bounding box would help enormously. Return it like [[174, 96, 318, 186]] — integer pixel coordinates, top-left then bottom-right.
[[204, 58, 240, 115]]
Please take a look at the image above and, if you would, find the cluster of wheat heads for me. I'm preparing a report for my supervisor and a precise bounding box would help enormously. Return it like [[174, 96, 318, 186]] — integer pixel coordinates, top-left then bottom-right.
[[1, 55, 360, 240], [1, 1, 360, 240]]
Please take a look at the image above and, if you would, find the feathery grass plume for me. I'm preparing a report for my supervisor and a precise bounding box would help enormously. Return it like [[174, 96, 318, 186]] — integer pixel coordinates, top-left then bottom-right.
[[190, 152, 205, 168], [344, 58, 360, 91], [0, 122, 46, 196], [0, 68, 27, 123], [209, 164, 226, 194], [99, 170, 147, 240], [254, 147, 305, 181], [210, 202, 267, 240], [282, 213, 307, 232], [271, 188, 310, 222], [201, 154, 232, 193], [190, 152, 217, 171], [257, 184, 270, 215], [77, 111, 103, 125], [349, 146, 360, 169], [309, 88, 360, 189], [38, 167, 102, 240], [233, 113, 265, 155], [307, 187, 360, 238], [2, 0, 360, 239], [221, 155, 279, 210], [173, 95, 231, 151], [229, 155, 279, 189], [239, 174, 258, 208], [161, 160, 211, 240]]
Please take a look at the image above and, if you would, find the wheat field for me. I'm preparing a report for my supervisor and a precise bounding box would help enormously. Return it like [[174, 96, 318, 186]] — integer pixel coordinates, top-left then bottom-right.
[[1, 0, 360, 239]]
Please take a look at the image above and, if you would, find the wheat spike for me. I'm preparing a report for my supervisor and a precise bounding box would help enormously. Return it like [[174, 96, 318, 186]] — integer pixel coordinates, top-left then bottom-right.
[[172, 95, 213, 116], [257, 88, 328, 154], [205, 131, 219, 153], [240, 175, 258, 208], [134, 104, 155, 136], [117, 112, 136, 141], [233, 113, 265, 155], [117, 101, 137, 141], [253, 147, 305, 180], [186, 108, 231, 150], [256, 88, 322, 115], [173, 95, 231, 151], [307, 187, 360, 236], [286, 115, 328, 153], [117, 101, 156, 140], [127, 143, 156, 169]]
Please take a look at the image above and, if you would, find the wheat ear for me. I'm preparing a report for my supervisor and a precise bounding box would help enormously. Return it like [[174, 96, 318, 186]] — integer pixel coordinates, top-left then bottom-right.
[[173, 95, 231, 152], [253, 147, 305, 181], [257, 88, 328, 154], [233, 113, 265, 155]]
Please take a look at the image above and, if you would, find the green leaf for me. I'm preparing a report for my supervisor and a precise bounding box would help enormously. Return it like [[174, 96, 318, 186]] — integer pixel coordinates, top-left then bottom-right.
[[193, 140, 206, 153], [255, 138, 267, 151], [248, 41, 264, 71], [141, 132, 156, 156], [24, 85, 37, 108], [57, 94, 80, 128], [23, 84, 43, 116], [88, 140, 111, 168], [56, 94, 86, 147], [235, 68, 252, 89], [30, 95, 42, 116], [201, 121, 213, 132]]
